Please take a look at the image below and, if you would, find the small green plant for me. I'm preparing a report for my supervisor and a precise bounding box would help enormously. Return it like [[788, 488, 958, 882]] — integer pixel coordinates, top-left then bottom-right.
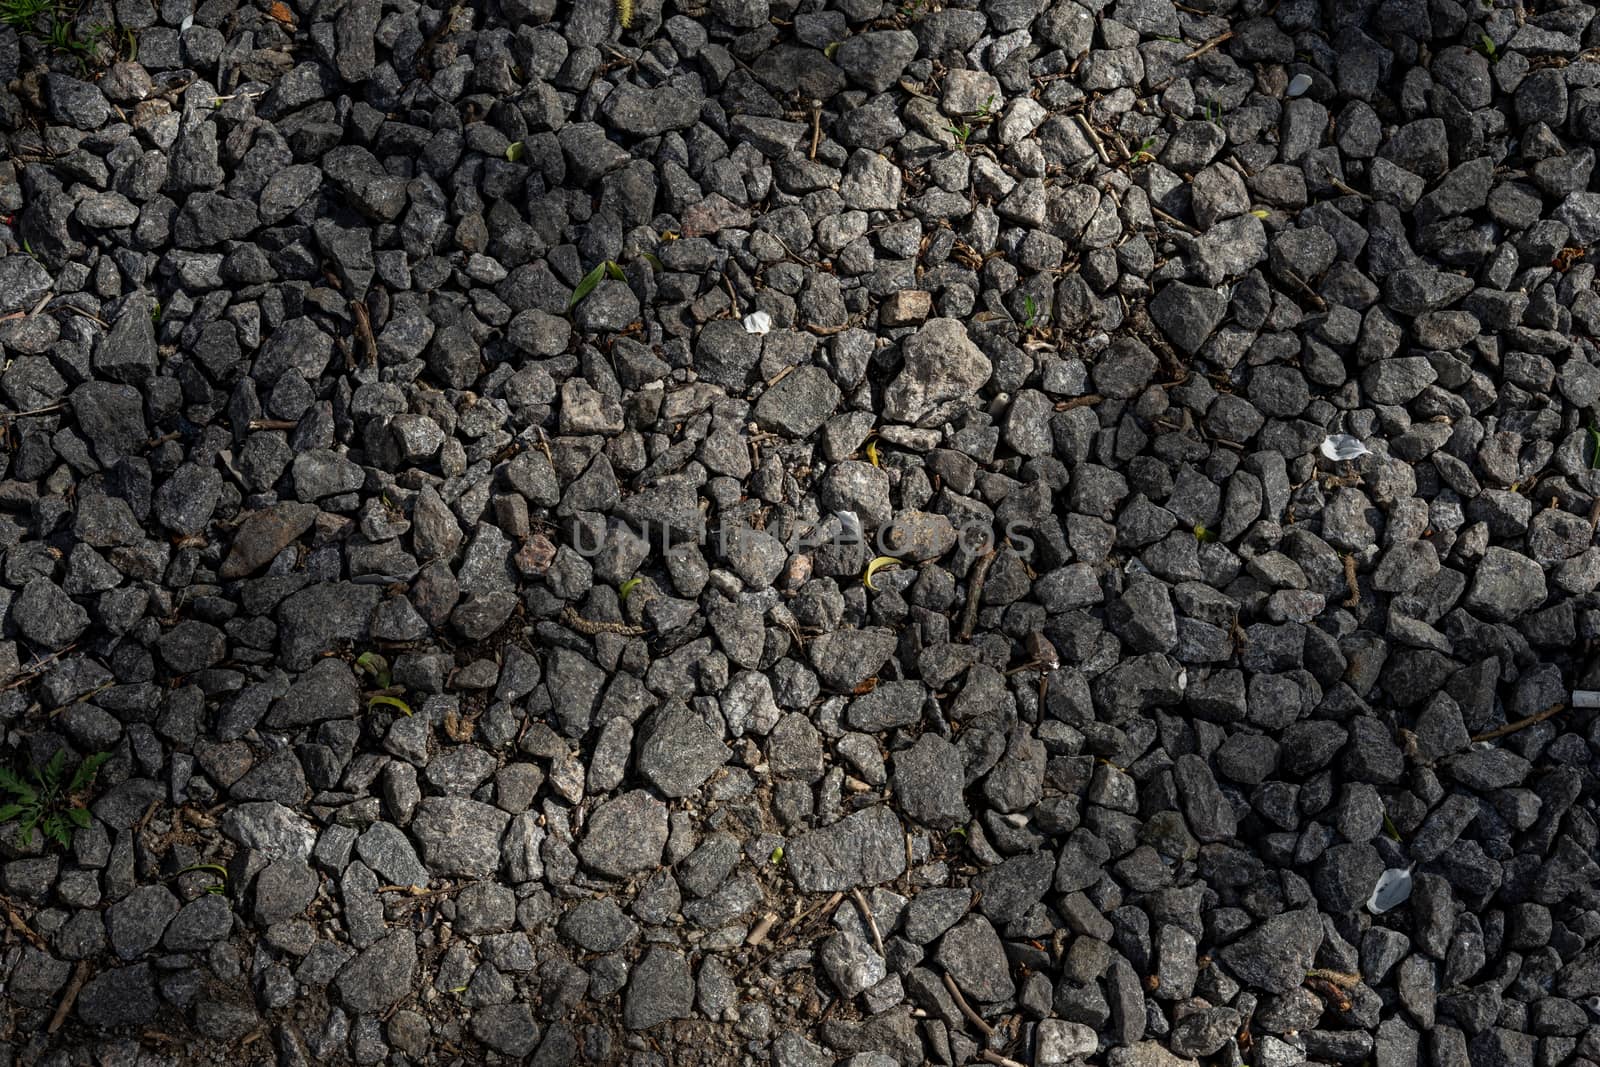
[[977, 94, 996, 120], [150, 300, 162, 324], [1204, 95, 1221, 124], [0, 0, 50, 28], [177, 862, 229, 895], [567, 260, 625, 310], [615, 0, 633, 28], [0, 750, 111, 848], [1475, 32, 1497, 59], [505, 141, 525, 162], [356, 652, 414, 716], [945, 122, 973, 147], [1194, 524, 1214, 543], [1132, 137, 1157, 164], [769, 845, 784, 866], [21, 236, 33, 257], [1589, 423, 1600, 469], [1022, 293, 1038, 330], [619, 577, 642, 602]]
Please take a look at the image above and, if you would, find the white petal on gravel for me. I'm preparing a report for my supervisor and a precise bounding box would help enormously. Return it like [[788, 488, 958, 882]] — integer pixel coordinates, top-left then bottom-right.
[[180, 14, 193, 31], [1321, 434, 1372, 461], [742, 311, 771, 334], [835, 510, 862, 542], [1367, 866, 1413, 914], [1287, 73, 1313, 97]]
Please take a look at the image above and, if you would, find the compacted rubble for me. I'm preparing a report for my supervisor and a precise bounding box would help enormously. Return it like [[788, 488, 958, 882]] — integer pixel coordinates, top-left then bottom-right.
[[2, 0, 1600, 1063]]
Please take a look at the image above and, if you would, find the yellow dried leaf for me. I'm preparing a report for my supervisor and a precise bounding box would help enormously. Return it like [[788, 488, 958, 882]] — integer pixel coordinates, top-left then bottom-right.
[[863, 555, 900, 590]]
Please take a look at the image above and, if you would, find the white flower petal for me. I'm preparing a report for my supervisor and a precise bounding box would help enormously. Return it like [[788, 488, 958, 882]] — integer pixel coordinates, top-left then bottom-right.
[[1321, 434, 1371, 461], [1287, 73, 1313, 97], [1367, 866, 1413, 914], [742, 311, 772, 335]]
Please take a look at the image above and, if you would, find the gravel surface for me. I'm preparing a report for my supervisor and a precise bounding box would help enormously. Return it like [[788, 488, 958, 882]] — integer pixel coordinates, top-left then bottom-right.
[[1, 0, 1600, 1064]]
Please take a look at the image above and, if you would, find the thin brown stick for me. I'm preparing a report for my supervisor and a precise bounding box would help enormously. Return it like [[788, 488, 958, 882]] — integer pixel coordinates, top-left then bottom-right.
[[0, 402, 66, 421], [809, 106, 822, 160], [1342, 554, 1360, 607], [1151, 205, 1200, 235], [943, 971, 995, 1038], [1278, 266, 1328, 310], [1180, 29, 1233, 61], [48, 960, 91, 1033], [851, 888, 885, 957], [1471, 702, 1566, 742], [3, 901, 47, 950], [1073, 114, 1110, 165], [561, 605, 646, 636], [980, 1052, 1026, 1067], [53, 303, 109, 326], [1053, 393, 1103, 412], [247, 419, 297, 431], [959, 550, 997, 642], [0, 643, 78, 689]]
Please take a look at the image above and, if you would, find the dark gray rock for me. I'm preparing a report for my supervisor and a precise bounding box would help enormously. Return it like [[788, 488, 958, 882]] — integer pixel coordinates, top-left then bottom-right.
[[623, 946, 693, 1030], [578, 790, 668, 878]]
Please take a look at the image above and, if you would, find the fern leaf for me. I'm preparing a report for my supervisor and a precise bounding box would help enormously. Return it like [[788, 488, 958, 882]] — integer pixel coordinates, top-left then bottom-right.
[[0, 803, 25, 822], [617, 0, 634, 29], [69, 751, 111, 794], [0, 767, 34, 802], [41, 749, 65, 791]]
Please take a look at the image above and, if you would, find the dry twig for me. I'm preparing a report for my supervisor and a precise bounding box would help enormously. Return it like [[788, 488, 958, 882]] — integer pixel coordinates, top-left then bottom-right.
[[1180, 30, 1233, 61], [942, 971, 995, 1038], [958, 550, 997, 642], [48, 960, 91, 1033], [851, 888, 885, 957], [1471, 702, 1566, 742]]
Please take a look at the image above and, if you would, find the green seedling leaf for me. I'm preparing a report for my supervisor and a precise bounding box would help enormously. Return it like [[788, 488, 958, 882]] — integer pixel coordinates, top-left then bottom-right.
[[69, 751, 111, 794], [769, 846, 784, 865], [866, 439, 880, 467], [1381, 812, 1402, 842], [619, 577, 643, 602], [1193, 524, 1214, 543], [505, 140, 525, 162], [368, 694, 414, 717], [567, 262, 608, 310], [355, 651, 392, 689], [604, 261, 626, 281], [863, 555, 901, 590], [0, 803, 24, 821], [824, 41, 839, 58]]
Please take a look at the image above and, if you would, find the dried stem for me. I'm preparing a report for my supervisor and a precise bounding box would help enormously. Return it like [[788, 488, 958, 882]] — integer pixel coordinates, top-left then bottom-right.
[[980, 1052, 1026, 1067], [851, 888, 885, 957], [1471, 702, 1566, 742], [1342, 554, 1360, 607], [942, 971, 995, 1038], [48, 960, 91, 1033], [958, 550, 997, 642], [1180, 30, 1233, 61]]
